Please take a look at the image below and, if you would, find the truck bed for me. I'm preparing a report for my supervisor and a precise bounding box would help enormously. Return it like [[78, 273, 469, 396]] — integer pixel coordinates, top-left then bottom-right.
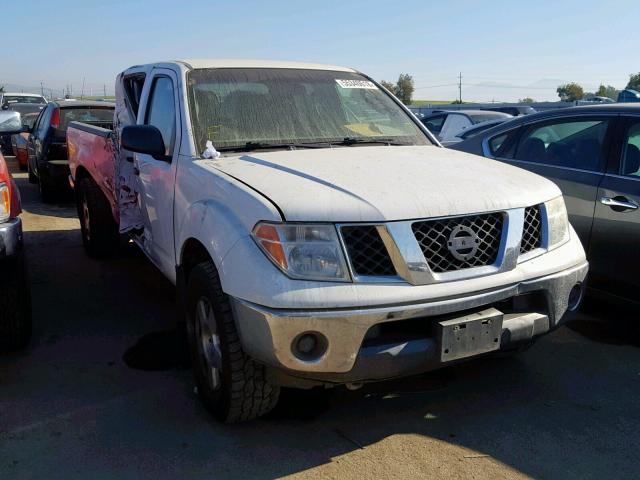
[[67, 121, 118, 221]]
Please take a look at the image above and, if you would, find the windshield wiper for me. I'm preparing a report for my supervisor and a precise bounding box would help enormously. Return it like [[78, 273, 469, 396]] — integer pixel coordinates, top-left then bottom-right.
[[330, 137, 408, 146], [217, 141, 326, 152]]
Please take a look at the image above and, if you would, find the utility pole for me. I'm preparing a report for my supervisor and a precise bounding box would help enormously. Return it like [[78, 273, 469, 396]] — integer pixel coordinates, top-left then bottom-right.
[[103, 84, 106, 98], [40, 81, 44, 96], [458, 72, 462, 104], [81, 77, 85, 100]]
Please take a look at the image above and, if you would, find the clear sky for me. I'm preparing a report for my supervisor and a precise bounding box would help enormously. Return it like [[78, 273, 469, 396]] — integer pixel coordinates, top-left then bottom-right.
[[2, 0, 637, 102]]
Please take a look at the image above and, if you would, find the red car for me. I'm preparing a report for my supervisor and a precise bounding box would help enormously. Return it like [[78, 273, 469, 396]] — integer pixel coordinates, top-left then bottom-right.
[[0, 150, 31, 351]]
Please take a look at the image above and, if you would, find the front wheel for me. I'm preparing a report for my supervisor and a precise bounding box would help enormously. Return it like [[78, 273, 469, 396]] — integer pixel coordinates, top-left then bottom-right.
[[186, 261, 280, 423]]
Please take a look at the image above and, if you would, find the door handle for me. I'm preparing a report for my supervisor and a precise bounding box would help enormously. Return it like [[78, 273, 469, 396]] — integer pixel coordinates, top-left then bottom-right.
[[600, 196, 639, 211]]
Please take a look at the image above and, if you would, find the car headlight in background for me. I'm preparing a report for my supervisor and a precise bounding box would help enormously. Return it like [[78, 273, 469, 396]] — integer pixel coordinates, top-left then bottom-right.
[[252, 222, 350, 281], [545, 196, 570, 249], [0, 182, 10, 223]]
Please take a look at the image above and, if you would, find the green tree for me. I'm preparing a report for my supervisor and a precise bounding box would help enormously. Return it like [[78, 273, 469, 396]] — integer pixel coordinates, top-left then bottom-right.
[[379, 80, 397, 95], [557, 82, 584, 101], [395, 73, 414, 105], [626, 72, 640, 90], [596, 84, 607, 97], [0, 86, 4, 93], [604, 85, 619, 100], [519, 97, 535, 103]]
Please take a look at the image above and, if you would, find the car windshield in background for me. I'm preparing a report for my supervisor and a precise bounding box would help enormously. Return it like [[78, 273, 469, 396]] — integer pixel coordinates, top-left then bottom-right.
[[3, 95, 46, 104], [60, 107, 113, 131], [187, 68, 431, 152]]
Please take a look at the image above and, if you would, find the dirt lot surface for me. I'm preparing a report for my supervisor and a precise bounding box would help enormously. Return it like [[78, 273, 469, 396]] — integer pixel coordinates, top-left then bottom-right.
[[1, 157, 639, 479]]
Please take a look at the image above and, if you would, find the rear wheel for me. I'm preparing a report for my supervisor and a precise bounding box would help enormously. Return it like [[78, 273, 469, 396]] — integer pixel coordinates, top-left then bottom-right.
[[77, 176, 119, 258], [38, 173, 56, 203], [0, 253, 32, 352], [186, 261, 280, 422]]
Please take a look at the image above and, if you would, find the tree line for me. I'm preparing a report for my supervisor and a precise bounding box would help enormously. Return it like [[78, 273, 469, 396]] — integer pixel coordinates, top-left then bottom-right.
[[557, 72, 640, 102]]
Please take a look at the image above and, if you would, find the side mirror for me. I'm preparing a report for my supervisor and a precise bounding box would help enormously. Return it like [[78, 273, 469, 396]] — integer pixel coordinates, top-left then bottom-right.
[[121, 125, 168, 161], [0, 111, 25, 135]]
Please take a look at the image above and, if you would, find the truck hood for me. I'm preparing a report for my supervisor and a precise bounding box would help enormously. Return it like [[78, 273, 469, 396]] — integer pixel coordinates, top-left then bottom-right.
[[207, 145, 561, 222]]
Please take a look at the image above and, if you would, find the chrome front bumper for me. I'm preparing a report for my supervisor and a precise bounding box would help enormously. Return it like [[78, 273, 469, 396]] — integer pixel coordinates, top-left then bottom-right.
[[0, 217, 23, 258], [231, 261, 588, 382]]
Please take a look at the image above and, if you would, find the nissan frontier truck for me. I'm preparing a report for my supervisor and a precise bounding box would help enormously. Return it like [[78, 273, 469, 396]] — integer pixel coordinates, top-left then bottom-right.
[[67, 60, 588, 422]]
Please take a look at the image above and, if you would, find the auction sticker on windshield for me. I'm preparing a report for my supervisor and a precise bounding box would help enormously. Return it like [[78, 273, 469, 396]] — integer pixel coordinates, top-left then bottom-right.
[[335, 79, 378, 89]]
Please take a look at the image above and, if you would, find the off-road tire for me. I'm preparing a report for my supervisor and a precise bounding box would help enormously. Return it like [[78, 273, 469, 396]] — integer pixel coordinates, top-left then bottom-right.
[[0, 254, 32, 352], [187, 261, 280, 423], [77, 176, 119, 258]]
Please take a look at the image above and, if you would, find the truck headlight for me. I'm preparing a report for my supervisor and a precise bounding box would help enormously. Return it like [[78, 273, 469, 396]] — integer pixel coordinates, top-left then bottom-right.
[[545, 196, 569, 249], [0, 183, 10, 223], [252, 222, 350, 281]]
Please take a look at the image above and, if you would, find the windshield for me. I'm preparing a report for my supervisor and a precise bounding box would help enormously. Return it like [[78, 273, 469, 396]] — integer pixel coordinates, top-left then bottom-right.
[[3, 95, 47, 105], [187, 68, 431, 152]]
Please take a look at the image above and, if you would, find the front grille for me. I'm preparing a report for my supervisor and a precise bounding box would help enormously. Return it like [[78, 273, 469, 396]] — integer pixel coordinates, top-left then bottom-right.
[[341, 226, 396, 277], [412, 213, 504, 273], [520, 205, 542, 254]]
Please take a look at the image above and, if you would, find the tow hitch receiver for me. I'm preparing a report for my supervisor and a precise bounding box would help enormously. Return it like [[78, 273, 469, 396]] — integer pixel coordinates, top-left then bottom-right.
[[438, 308, 503, 362]]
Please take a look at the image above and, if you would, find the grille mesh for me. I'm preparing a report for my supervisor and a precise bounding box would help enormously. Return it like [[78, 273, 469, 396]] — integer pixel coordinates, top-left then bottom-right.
[[520, 205, 543, 254], [341, 226, 396, 277], [412, 213, 504, 273]]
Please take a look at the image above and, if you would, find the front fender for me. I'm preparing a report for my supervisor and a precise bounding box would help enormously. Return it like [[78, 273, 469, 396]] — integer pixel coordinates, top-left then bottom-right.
[[176, 198, 251, 273]]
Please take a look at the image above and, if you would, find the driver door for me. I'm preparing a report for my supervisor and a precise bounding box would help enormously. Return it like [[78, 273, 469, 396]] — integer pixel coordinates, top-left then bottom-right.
[[134, 69, 181, 277]]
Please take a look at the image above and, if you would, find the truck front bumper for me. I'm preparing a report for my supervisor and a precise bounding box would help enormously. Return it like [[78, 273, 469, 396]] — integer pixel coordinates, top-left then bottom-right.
[[0, 218, 23, 259], [231, 261, 588, 384]]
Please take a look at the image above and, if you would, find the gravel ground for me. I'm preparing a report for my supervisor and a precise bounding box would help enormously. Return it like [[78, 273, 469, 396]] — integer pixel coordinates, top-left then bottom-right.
[[1, 157, 639, 479]]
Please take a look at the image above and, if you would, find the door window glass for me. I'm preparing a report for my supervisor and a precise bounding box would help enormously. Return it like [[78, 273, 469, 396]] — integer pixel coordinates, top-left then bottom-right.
[[621, 121, 640, 177], [488, 129, 519, 158], [145, 76, 176, 156], [422, 115, 445, 134], [514, 118, 608, 171]]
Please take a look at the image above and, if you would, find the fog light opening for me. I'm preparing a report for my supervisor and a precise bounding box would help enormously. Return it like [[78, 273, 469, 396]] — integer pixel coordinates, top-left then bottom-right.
[[568, 283, 584, 312], [292, 332, 328, 361]]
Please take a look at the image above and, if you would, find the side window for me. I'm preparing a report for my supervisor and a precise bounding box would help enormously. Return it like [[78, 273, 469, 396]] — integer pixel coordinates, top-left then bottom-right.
[[489, 129, 520, 158], [621, 121, 640, 177], [513, 118, 609, 172], [37, 105, 53, 137], [422, 115, 445, 134], [145, 76, 176, 156], [123, 74, 146, 118]]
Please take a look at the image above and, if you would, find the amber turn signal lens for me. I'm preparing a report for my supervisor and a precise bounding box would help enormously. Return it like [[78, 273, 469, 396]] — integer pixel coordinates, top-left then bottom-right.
[[253, 223, 288, 269]]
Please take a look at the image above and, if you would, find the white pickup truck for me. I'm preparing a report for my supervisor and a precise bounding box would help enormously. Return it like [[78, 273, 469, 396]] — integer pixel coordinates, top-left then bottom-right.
[[67, 59, 588, 422]]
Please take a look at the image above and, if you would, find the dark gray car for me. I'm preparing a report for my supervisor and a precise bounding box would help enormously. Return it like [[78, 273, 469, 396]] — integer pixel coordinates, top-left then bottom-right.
[[452, 104, 640, 303]]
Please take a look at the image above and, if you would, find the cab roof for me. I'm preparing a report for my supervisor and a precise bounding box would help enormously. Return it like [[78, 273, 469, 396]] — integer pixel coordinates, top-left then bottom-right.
[[130, 59, 357, 73]]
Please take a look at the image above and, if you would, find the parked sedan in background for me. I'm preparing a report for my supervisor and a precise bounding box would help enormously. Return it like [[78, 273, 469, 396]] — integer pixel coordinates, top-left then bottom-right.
[[26, 100, 114, 201], [11, 113, 39, 171], [452, 104, 640, 304], [421, 110, 512, 143], [0, 119, 31, 351], [0, 96, 47, 155]]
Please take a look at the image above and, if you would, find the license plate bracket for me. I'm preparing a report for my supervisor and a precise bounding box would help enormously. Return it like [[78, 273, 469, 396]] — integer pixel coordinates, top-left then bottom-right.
[[438, 308, 503, 362]]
